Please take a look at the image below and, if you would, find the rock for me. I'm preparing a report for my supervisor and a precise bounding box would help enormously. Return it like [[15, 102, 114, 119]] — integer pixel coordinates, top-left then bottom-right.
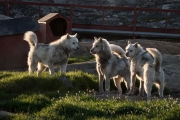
[[0, 15, 13, 20], [2, 0, 180, 29], [0, 111, 12, 119], [162, 54, 180, 66], [59, 76, 73, 90], [163, 64, 180, 91], [161, 54, 180, 92]]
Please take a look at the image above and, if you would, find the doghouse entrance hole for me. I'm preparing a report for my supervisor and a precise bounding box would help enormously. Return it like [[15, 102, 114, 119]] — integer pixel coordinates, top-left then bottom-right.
[[49, 18, 67, 36]]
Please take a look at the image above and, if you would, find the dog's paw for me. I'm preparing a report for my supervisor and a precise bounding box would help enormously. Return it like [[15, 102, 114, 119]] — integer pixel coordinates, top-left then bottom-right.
[[138, 93, 145, 97], [126, 91, 134, 96]]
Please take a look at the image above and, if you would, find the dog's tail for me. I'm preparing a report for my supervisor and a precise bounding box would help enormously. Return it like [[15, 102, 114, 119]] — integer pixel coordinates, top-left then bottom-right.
[[109, 44, 125, 57], [146, 48, 162, 72], [23, 31, 38, 47]]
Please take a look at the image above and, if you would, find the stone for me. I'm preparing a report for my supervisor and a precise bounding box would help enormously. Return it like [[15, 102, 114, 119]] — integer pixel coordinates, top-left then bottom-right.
[[59, 76, 74, 90], [163, 64, 180, 91]]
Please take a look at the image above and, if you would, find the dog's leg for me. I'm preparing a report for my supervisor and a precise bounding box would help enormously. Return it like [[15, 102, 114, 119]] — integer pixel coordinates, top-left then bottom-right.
[[139, 80, 145, 96], [37, 63, 46, 76], [113, 76, 122, 94], [144, 81, 152, 101], [157, 70, 165, 99], [123, 74, 131, 93], [104, 75, 110, 92], [48, 63, 55, 75], [28, 58, 38, 75], [99, 74, 104, 93], [60, 63, 67, 74], [97, 66, 104, 93], [159, 83, 164, 99], [157, 83, 164, 99], [127, 73, 136, 95], [28, 64, 35, 74], [144, 65, 155, 100]]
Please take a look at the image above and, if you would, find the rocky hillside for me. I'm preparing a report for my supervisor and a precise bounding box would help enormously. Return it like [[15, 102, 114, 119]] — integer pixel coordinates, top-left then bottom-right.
[[14, 0, 180, 7], [0, 0, 180, 29]]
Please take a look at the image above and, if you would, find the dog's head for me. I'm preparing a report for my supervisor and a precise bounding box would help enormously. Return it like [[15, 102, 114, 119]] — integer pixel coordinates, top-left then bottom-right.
[[65, 33, 79, 51], [90, 37, 106, 54], [125, 41, 139, 59]]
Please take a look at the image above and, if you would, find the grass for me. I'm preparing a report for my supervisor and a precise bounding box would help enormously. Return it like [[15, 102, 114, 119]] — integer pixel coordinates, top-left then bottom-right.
[[68, 56, 95, 64], [0, 70, 179, 120]]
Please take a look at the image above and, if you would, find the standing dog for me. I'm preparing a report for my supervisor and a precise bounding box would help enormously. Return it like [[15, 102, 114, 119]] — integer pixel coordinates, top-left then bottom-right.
[[90, 37, 130, 94], [24, 31, 79, 76], [125, 41, 164, 100]]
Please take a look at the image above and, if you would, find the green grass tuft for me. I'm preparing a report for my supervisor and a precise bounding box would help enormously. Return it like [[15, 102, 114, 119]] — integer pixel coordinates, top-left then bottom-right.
[[68, 56, 95, 64]]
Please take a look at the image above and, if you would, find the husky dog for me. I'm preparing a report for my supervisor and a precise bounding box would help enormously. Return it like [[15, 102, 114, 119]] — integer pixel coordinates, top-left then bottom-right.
[[90, 37, 130, 94], [24, 31, 79, 76], [125, 41, 164, 100]]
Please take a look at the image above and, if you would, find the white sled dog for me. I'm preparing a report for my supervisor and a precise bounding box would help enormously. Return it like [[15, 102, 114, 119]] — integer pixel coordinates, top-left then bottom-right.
[[90, 37, 130, 94], [125, 41, 165, 100], [24, 31, 79, 76]]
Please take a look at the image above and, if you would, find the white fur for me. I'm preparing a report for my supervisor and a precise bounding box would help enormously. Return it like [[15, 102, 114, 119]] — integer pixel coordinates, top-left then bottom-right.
[[109, 44, 125, 57], [90, 37, 130, 94], [24, 31, 79, 76], [125, 41, 165, 100]]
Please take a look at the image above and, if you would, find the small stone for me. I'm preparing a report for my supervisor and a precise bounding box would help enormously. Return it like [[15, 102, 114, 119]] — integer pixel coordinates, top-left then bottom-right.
[[59, 76, 74, 90]]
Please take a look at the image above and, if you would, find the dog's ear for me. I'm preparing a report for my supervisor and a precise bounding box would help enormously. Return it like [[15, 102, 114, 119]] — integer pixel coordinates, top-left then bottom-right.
[[134, 42, 138, 48], [74, 33, 77, 37], [99, 37, 103, 43], [99, 37, 105, 50], [128, 41, 131, 44], [66, 34, 71, 39], [94, 37, 97, 40]]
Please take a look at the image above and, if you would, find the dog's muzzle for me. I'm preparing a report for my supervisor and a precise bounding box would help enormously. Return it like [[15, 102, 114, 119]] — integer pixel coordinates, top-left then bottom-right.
[[74, 46, 79, 51], [90, 48, 95, 54]]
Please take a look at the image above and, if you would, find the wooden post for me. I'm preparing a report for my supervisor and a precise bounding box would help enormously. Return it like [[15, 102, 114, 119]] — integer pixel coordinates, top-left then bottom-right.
[[5, 1, 9, 16], [133, 8, 137, 39]]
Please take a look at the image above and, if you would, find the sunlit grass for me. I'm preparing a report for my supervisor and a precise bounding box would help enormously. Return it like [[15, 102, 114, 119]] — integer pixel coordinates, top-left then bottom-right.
[[11, 92, 180, 120], [68, 56, 95, 64], [0, 71, 179, 120]]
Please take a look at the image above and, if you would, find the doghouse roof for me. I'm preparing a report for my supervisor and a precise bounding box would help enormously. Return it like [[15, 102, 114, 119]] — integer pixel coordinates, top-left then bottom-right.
[[0, 17, 40, 36], [38, 13, 59, 22]]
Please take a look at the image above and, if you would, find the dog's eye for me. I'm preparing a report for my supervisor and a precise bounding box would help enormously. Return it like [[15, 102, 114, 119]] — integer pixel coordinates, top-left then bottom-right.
[[95, 45, 98, 47], [73, 42, 75, 44], [130, 50, 133, 52]]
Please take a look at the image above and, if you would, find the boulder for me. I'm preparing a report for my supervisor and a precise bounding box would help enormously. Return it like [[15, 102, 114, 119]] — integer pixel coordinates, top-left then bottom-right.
[[163, 63, 180, 91]]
